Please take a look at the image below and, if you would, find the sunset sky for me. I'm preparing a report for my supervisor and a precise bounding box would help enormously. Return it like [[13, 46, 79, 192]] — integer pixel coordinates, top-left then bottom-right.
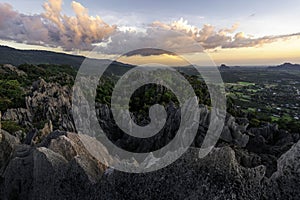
[[0, 0, 299, 66]]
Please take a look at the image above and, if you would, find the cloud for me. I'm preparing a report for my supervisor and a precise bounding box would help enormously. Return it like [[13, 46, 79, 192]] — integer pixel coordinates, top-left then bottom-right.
[[222, 32, 300, 48], [44, 0, 117, 50], [0, 3, 17, 28], [149, 19, 300, 51], [0, 1, 116, 50], [98, 24, 204, 55], [0, 2, 299, 54], [124, 49, 176, 57], [43, 0, 64, 31], [0, 3, 50, 46], [98, 18, 300, 55]]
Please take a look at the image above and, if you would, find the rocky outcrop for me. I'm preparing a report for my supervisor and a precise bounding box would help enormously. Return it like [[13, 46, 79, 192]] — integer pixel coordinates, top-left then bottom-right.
[[34, 120, 53, 144], [0, 77, 266, 157], [1, 128, 300, 199], [95, 147, 265, 200], [0, 131, 107, 200], [0, 130, 20, 173], [89, 140, 300, 199], [47, 132, 107, 182], [0, 76, 299, 199], [220, 115, 249, 147], [2, 78, 76, 134], [0, 64, 27, 76], [245, 123, 299, 176], [266, 140, 300, 199], [1, 76, 250, 152], [2, 108, 32, 124], [26, 79, 75, 131], [95, 103, 249, 154]]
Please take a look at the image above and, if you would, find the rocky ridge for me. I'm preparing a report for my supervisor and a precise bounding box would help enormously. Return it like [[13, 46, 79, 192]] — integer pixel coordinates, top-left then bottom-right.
[[0, 128, 300, 199], [0, 71, 300, 199]]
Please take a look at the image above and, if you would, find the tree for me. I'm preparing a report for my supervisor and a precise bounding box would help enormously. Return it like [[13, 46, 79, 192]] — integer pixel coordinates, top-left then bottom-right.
[[0, 80, 25, 111]]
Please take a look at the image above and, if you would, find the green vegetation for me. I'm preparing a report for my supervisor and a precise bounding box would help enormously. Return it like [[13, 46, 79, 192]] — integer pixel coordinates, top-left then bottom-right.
[[250, 118, 261, 127], [222, 68, 300, 133], [0, 60, 299, 135], [237, 81, 255, 86], [0, 63, 77, 112], [1, 120, 25, 133], [0, 79, 25, 111], [19, 64, 76, 86], [95, 73, 211, 122]]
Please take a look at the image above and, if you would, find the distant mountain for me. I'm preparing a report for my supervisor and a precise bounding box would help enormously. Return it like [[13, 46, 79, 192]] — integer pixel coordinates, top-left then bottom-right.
[[0, 45, 134, 75], [0, 46, 87, 69], [219, 64, 231, 70], [268, 62, 300, 70]]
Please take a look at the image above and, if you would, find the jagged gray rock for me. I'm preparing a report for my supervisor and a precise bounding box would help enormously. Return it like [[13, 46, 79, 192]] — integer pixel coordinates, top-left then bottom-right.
[[246, 123, 299, 176], [1, 145, 34, 199], [24, 128, 38, 145], [0, 131, 107, 200], [266, 140, 300, 199], [0, 76, 299, 199], [91, 147, 266, 200], [48, 132, 107, 182], [95, 102, 249, 154], [2, 78, 75, 134], [1, 64, 27, 76], [220, 115, 249, 147], [2, 108, 32, 124], [1, 128, 300, 199], [0, 129, 20, 173], [26, 79, 75, 132]]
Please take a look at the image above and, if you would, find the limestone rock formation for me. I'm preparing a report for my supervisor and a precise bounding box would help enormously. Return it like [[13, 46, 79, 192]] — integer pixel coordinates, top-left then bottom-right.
[[26, 79, 75, 132], [267, 140, 300, 199], [0, 129, 20, 173], [0, 131, 107, 200], [1, 64, 27, 76], [2, 108, 32, 124], [0, 76, 300, 199], [0, 128, 300, 199], [92, 147, 266, 200]]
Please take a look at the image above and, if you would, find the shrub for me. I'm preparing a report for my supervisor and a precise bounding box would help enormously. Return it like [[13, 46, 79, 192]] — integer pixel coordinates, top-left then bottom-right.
[[1, 120, 24, 133]]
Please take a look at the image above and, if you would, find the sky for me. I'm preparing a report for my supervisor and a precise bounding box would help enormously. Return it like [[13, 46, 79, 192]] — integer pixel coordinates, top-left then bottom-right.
[[0, 0, 299, 66]]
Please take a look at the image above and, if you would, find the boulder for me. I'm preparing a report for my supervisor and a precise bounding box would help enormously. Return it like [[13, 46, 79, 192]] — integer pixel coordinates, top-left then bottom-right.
[[92, 147, 266, 200], [0, 130, 20, 173], [48, 132, 107, 182], [267, 140, 300, 199], [1, 131, 107, 200]]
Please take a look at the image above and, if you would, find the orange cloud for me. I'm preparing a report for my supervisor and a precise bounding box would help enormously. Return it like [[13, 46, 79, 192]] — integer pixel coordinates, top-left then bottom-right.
[[43, 0, 116, 50], [43, 0, 64, 30]]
